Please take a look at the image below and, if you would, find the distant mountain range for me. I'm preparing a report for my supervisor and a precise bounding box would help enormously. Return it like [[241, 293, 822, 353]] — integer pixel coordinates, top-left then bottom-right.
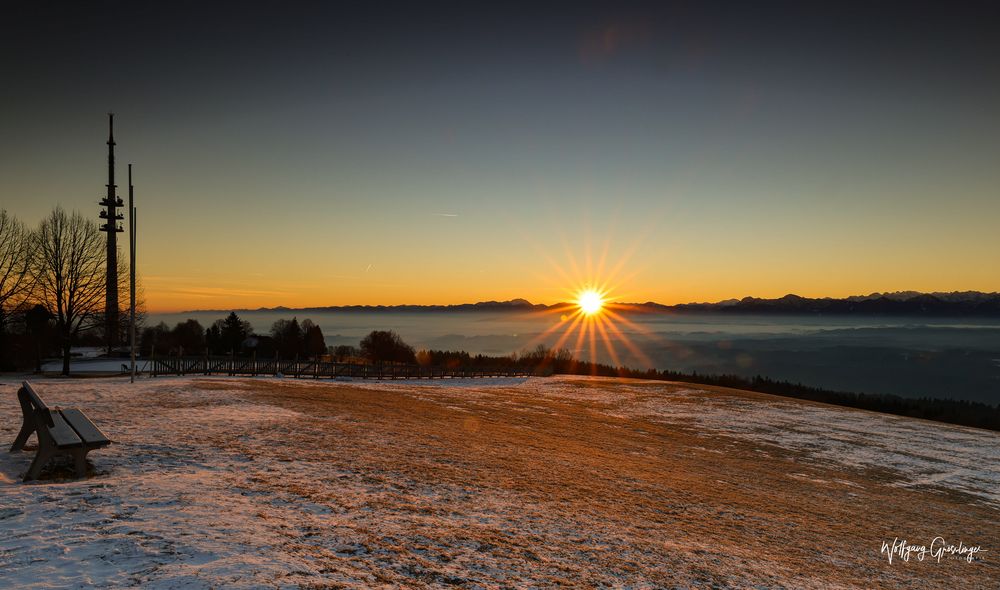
[[668, 291, 1000, 316], [185, 291, 1000, 316], [238, 298, 551, 314]]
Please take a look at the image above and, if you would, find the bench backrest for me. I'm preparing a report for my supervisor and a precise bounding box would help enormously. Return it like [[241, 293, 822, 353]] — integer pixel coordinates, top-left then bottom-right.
[[19, 381, 54, 428]]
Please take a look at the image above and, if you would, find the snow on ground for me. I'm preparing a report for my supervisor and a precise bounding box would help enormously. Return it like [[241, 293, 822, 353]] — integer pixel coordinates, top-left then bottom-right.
[[38, 358, 150, 374], [539, 379, 1000, 507], [0, 375, 996, 589]]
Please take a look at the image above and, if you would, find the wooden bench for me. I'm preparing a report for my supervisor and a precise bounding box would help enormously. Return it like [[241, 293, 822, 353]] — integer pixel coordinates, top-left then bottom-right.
[[9, 381, 112, 481]]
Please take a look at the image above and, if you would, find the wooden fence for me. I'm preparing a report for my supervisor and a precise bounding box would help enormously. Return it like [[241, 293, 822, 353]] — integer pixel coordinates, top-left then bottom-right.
[[139, 357, 533, 380]]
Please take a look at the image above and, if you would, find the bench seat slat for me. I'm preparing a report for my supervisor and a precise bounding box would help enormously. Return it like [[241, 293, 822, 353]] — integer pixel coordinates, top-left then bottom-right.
[[59, 409, 112, 447], [48, 412, 84, 448]]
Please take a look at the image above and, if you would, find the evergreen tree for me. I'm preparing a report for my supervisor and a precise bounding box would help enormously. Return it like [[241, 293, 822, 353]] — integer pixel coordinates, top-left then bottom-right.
[[221, 312, 251, 354], [205, 323, 222, 354], [270, 317, 303, 358], [302, 319, 325, 358]]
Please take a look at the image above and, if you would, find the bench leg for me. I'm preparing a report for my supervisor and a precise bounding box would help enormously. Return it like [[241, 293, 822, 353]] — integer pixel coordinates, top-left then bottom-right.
[[10, 422, 34, 452], [24, 447, 54, 482], [72, 449, 88, 479]]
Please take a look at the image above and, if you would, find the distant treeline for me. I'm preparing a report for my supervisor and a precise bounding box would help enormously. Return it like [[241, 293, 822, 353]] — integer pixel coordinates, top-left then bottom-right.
[[141, 312, 327, 359], [142, 314, 420, 366], [421, 346, 1000, 432]]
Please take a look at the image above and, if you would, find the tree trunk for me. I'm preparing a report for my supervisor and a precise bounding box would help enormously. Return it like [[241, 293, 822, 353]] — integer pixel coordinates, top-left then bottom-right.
[[62, 340, 71, 376]]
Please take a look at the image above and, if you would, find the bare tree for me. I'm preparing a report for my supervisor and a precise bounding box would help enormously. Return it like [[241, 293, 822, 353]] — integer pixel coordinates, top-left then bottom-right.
[[0, 209, 33, 329], [93, 251, 147, 349], [30, 207, 106, 375]]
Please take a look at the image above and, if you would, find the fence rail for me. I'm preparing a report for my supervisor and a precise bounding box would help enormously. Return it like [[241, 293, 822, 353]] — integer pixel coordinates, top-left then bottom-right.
[[139, 357, 533, 380]]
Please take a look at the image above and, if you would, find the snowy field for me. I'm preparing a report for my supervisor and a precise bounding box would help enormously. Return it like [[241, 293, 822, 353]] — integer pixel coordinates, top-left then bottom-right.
[[0, 375, 996, 588], [38, 358, 150, 374]]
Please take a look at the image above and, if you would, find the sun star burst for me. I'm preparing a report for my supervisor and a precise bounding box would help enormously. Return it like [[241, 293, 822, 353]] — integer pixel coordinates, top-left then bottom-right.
[[577, 289, 605, 315]]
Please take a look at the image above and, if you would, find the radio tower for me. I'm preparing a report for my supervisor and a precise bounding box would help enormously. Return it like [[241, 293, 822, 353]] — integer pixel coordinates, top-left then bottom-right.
[[99, 113, 124, 352]]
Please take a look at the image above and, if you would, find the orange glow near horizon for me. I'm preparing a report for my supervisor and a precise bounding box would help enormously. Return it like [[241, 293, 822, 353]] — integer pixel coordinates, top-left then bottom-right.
[[131, 202, 1000, 314]]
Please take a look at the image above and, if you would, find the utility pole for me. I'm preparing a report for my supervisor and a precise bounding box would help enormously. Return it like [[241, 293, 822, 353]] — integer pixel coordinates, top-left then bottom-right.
[[129, 164, 137, 383]]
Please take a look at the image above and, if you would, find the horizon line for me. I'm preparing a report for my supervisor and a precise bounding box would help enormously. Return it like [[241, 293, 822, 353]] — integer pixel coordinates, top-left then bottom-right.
[[143, 289, 1000, 315]]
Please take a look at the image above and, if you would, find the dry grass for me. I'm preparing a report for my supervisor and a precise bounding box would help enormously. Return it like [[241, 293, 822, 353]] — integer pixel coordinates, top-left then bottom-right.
[[209, 377, 998, 588]]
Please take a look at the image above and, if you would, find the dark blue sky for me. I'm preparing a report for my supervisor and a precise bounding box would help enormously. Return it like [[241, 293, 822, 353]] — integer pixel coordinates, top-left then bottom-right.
[[3, 1, 999, 309]]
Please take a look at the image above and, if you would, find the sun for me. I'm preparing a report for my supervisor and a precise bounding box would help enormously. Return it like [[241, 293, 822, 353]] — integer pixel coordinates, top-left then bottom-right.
[[577, 289, 605, 315], [520, 220, 662, 371]]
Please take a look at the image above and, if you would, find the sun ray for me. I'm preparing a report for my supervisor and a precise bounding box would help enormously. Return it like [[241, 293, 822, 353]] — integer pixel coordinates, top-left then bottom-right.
[[538, 252, 579, 292], [552, 312, 586, 351], [558, 229, 584, 283], [594, 212, 618, 282], [572, 315, 590, 360], [602, 307, 658, 337], [529, 319, 566, 347], [587, 321, 597, 372], [594, 315, 621, 367], [599, 312, 656, 368]]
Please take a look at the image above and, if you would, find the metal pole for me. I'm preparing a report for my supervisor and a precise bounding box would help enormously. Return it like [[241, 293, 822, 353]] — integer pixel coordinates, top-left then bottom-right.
[[129, 165, 136, 383]]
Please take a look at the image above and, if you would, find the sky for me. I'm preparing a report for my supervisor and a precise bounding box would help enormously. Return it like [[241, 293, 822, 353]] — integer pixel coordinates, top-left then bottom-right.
[[2, 1, 999, 312]]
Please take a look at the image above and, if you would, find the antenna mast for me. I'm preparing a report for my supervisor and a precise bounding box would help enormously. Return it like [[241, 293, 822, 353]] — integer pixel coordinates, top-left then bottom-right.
[[99, 113, 124, 353]]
